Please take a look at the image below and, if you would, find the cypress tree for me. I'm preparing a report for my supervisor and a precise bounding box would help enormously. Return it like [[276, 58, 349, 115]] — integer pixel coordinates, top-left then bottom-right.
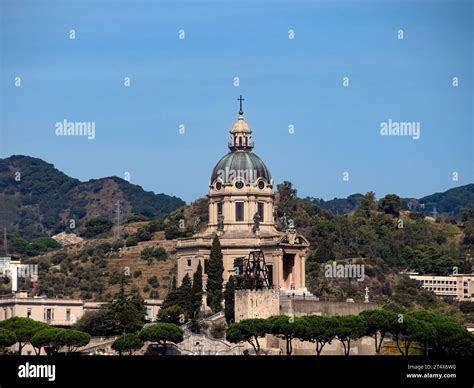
[[224, 275, 236, 323], [170, 276, 177, 291], [191, 262, 203, 318], [207, 235, 224, 313], [180, 273, 193, 317], [162, 274, 192, 319]]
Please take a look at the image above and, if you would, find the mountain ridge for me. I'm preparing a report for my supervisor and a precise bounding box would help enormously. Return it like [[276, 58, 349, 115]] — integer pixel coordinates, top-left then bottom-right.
[[306, 184, 474, 218], [0, 155, 185, 238]]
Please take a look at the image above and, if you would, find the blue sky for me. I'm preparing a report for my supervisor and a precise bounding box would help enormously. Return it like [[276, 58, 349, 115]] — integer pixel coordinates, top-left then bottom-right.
[[1, 0, 472, 203]]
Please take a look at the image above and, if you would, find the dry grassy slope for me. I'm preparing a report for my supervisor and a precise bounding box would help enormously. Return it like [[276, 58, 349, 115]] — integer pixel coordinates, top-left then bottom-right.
[[37, 222, 179, 300], [106, 228, 178, 298], [63, 178, 133, 223]]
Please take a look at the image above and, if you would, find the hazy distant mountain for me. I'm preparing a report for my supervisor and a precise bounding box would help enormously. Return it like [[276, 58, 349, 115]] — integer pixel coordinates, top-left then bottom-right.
[[0, 155, 185, 238], [305, 194, 364, 215], [305, 184, 474, 218], [414, 184, 474, 216]]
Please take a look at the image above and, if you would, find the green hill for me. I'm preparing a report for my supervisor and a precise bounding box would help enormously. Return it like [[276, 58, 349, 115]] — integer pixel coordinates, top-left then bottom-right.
[[304, 184, 473, 219], [0, 155, 185, 238]]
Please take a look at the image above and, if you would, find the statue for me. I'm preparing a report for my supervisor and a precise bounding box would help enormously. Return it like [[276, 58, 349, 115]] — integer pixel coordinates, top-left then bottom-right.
[[217, 214, 224, 231], [193, 216, 201, 233], [253, 212, 261, 232], [280, 212, 288, 230], [364, 287, 370, 303], [287, 227, 298, 245]]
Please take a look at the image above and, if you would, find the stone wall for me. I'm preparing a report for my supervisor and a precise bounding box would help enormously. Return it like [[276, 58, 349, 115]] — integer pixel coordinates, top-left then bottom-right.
[[235, 289, 280, 322], [280, 298, 380, 317]]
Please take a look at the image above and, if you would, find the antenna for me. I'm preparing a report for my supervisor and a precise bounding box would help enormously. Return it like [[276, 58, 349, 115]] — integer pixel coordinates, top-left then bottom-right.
[[3, 227, 7, 256], [114, 201, 122, 239]]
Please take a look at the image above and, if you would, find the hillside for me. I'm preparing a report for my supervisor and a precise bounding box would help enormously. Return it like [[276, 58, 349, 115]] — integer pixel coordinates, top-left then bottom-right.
[[0, 155, 185, 239], [417, 184, 474, 216], [0, 156, 472, 318], [304, 184, 474, 218], [0, 221, 178, 301]]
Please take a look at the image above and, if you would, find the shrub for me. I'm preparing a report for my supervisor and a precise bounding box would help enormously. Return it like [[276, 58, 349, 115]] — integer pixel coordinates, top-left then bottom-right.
[[147, 276, 160, 288], [210, 323, 226, 339], [125, 236, 138, 247], [136, 227, 152, 242], [83, 216, 113, 238], [141, 246, 168, 262]]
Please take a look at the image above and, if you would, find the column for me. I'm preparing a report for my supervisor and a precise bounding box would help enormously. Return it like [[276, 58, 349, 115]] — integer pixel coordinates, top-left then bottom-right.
[[301, 253, 306, 290], [293, 255, 299, 290]]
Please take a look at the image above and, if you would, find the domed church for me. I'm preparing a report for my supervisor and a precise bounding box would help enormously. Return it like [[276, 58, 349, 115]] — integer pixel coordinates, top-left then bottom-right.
[[176, 97, 310, 300]]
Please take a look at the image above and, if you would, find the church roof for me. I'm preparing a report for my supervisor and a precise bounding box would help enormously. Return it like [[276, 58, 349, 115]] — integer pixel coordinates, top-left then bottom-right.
[[210, 151, 271, 184], [210, 95, 271, 184], [230, 115, 252, 133]]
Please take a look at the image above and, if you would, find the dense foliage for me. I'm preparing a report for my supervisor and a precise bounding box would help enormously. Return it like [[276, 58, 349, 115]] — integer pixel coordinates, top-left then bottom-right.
[[0, 317, 49, 355], [111, 333, 144, 355], [139, 323, 183, 354], [274, 182, 473, 302], [226, 309, 474, 356]]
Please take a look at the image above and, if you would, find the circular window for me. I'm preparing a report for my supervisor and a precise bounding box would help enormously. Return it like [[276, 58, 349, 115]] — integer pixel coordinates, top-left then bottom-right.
[[258, 180, 265, 190], [215, 182, 222, 190], [235, 181, 244, 189]]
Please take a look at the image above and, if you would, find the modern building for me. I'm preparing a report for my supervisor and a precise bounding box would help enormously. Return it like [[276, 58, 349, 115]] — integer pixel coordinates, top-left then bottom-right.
[[409, 273, 474, 301], [176, 98, 310, 297]]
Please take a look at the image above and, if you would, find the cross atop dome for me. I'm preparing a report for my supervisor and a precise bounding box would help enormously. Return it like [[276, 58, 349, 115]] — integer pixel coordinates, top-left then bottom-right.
[[238, 95, 245, 115], [229, 96, 254, 151]]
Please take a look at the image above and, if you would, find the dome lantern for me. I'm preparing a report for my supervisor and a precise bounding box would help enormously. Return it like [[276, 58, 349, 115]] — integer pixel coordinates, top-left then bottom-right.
[[228, 95, 254, 151]]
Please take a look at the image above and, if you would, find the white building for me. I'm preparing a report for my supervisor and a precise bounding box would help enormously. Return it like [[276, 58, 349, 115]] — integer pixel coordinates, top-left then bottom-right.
[[409, 274, 474, 301], [0, 292, 163, 325]]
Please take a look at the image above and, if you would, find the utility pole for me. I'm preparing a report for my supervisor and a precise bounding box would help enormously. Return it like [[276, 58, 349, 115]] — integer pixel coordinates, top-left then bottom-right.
[[3, 227, 7, 256], [114, 201, 122, 239]]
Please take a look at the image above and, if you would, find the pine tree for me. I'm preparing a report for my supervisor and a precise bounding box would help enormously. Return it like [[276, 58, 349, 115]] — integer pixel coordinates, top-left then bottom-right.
[[104, 285, 145, 334], [191, 262, 203, 318], [224, 275, 236, 323], [162, 274, 192, 319], [207, 235, 224, 313]]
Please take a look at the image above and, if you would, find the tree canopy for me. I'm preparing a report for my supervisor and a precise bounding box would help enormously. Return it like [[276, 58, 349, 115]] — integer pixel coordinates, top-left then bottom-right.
[[226, 319, 268, 355], [0, 317, 48, 355], [112, 333, 144, 355], [139, 323, 183, 354]]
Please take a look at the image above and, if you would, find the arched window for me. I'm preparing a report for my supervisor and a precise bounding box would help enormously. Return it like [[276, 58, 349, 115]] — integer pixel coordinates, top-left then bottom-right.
[[239, 136, 242, 146]]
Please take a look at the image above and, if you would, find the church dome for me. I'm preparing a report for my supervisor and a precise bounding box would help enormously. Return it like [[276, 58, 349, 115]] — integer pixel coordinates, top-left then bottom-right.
[[210, 95, 271, 187], [211, 151, 271, 185]]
